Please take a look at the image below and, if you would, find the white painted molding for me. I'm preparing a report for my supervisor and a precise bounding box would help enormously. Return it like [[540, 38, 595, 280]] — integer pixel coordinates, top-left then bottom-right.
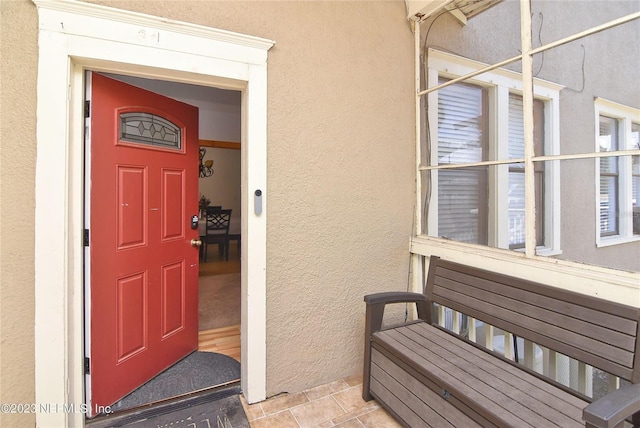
[[33, 0, 275, 51], [33, 1, 272, 425]]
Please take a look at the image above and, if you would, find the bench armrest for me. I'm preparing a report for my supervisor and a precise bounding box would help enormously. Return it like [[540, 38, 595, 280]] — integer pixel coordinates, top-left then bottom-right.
[[362, 291, 428, 401], [364, 292, 428, 337], [583, 383, 640, 428], [364, 291, 427, 306]]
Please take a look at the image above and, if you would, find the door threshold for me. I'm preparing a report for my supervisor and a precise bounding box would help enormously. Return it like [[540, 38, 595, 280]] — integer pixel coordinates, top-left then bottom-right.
[[86, 380, 241, 428]]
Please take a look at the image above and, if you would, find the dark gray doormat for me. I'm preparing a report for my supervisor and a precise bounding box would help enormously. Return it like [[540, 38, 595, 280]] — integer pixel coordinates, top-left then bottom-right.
[[87, 351, 244, 427], [114, 351, 240, 412]]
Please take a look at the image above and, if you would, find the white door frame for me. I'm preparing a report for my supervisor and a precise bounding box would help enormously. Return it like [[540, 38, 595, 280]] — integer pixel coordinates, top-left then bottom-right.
[[33, 1, 273, 426]]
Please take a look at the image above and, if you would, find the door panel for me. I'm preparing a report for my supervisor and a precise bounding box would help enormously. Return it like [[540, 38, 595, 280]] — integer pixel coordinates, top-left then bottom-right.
[[161, 262, 186, 336], [116, 272, 147, 361], [162, 169, 185, 240], [88, 72, 199, 414], [117, 166, 147, 249]]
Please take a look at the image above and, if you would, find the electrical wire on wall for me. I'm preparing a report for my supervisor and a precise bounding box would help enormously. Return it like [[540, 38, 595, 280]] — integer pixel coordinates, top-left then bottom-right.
[[533, 10, 585, 93], [404, 209, 415, 323], [531, 11, 586, 94], [533, 12, 545, 77], [420, 9, 451, 238], [415, 9, 468, 307], [403, 8, 454, 324], [562, 44, 586, 94]]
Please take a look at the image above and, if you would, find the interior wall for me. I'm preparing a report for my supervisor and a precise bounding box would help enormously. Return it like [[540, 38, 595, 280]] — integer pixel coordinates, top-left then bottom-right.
[[199, 148, 241, 216], [0, 0, 415, 415]]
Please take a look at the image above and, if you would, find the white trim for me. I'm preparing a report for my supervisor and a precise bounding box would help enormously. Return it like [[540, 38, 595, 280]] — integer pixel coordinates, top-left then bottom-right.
[[411, 236, 640, 305], [36, 0, 274, 53], [595, 97, 640, 119], [426, 50, 562, 255], [427, 49, 564, 97], [597, 235, 640, 248], [33, 1, 273, 425], [594, 98, 640, 246]]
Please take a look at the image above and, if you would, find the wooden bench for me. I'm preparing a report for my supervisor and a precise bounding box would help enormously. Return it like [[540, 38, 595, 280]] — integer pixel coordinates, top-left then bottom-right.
[[363, 256, 640, 428]]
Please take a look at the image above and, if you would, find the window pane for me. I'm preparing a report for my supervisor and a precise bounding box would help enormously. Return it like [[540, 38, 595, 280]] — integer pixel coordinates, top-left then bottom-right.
[[508, 94, 525, 247], [599, 116, 618, 173], [437, 167, 488, 245], [508, 171, 525, 247], [435, 80, 488, 245], [599, 116, 619, 236], [599, 175, 618, 235], [508, 95, 525, 161], [508, 94, 525, 244], [508, 95, 545, 248], [437, 80, 486, 165]]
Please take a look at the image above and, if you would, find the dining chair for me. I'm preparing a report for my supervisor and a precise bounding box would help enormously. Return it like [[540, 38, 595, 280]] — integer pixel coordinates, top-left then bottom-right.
[[205, 205, 222, 215], [203, 208, 232, 262]]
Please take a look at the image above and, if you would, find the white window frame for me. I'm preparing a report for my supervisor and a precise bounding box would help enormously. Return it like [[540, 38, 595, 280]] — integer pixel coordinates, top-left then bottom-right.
[[426, 49, 563, 256], [595, 97, 640, 247]]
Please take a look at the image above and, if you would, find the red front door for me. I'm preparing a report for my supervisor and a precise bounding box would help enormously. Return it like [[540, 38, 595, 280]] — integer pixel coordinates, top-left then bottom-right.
[[87, 73, 200, 414]]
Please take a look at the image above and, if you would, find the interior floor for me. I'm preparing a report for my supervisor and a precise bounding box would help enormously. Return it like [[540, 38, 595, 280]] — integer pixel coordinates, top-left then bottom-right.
[[198, 238, 241, 361], [199, 240, 241, 277], [198, 325, 240, 361]]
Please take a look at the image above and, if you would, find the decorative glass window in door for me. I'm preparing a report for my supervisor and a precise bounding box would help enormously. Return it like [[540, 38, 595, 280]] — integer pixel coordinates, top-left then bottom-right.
[[120, 112, 181, 150]]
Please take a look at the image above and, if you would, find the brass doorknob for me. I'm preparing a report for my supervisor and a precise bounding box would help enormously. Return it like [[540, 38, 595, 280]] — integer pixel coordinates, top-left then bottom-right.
[[191, 239, 202, 247]]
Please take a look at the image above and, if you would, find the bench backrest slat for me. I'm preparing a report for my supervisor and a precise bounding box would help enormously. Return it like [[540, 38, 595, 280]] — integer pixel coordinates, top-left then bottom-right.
[[425, 257, 640, 383]]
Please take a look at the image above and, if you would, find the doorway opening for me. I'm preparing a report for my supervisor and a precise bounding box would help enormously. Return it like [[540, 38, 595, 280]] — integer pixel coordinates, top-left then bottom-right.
[[34, 2, 272, 425]]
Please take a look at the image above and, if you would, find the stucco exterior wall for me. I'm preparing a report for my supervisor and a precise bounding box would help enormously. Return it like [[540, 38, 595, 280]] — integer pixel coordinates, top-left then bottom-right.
[[0, 0, 415, 421], [419, 0, 640, 271], [0, 1, 38, 427]]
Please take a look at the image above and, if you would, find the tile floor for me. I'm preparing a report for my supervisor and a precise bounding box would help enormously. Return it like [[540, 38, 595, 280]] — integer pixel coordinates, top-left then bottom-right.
[[240, 374, 402, 428]]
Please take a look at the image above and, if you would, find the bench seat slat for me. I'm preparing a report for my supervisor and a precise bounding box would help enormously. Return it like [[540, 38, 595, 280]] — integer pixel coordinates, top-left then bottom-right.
[[396, 325, 586, 426], [403, 323, 588, 408], [434, 275, 637, 351], [374, 323, 587, 428]]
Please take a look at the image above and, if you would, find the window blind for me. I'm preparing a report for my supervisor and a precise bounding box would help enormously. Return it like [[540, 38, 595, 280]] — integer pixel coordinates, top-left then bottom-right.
[[508, 95, 526, 247], [599, 116, 619, 236], [632, 123, 640, 235], [437, 80, 487, 244]]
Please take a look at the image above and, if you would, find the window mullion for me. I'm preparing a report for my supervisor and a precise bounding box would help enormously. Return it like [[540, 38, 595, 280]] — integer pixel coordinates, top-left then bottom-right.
[[493, 87, 510, 248], [520, 0, 536, 257]]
